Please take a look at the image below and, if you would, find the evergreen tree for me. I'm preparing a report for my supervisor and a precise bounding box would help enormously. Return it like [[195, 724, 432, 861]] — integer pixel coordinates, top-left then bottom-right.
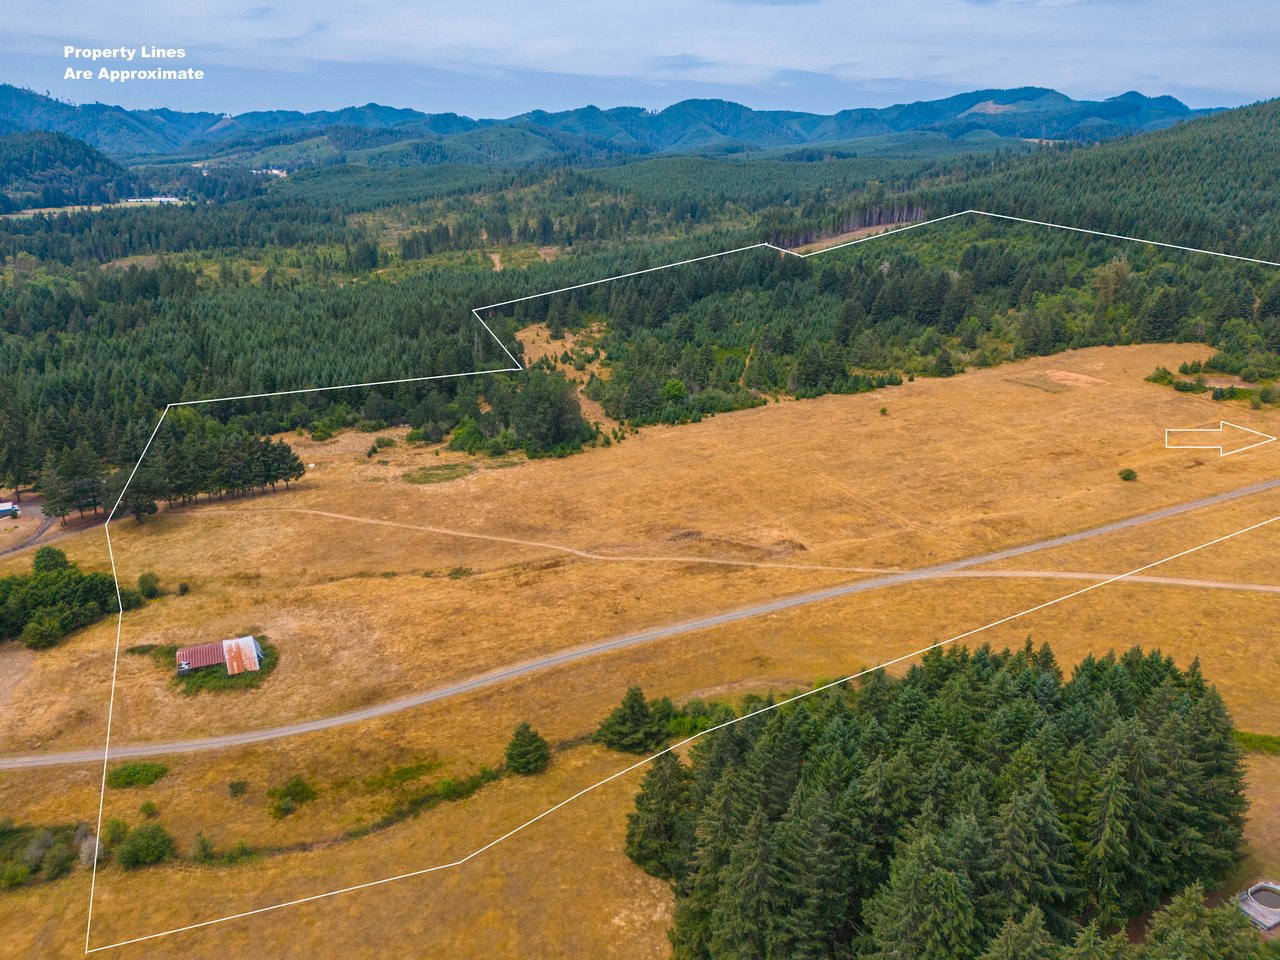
[[983, 774, 1077, 935], [766, 780, 846, 959], [1084, 758, 1132, 928], [625, 752, 693, 881], [980, 907, 1063, 960], [504, 722, 551, 775], [37, 450, 71, 524], [594, 686, 663, 753], [1060, 923, 1131, 960], [707, 810, 774, 960], [865, 833, 983, 960], [1142, 884, 1268, 960]]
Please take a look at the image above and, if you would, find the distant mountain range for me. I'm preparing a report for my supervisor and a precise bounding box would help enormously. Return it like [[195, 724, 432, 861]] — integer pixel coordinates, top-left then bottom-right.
[[0, 85, 1217, 167]]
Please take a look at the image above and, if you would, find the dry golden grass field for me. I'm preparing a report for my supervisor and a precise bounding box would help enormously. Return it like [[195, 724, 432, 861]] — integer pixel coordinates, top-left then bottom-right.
[[3, 343, 1280, 958]]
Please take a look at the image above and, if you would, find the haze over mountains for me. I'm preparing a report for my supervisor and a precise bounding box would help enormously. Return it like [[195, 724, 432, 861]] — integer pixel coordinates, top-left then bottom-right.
[[0, 84, 1215, 165]]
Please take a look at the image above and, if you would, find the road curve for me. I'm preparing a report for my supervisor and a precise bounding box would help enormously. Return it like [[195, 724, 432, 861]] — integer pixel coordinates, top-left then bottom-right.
[[4, 476, 1280, 770]]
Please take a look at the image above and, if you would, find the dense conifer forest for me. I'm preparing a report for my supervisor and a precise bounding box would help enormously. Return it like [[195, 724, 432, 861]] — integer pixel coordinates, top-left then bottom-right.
[[1, 98, 1278, 504], [614, 642, 1260, 959]]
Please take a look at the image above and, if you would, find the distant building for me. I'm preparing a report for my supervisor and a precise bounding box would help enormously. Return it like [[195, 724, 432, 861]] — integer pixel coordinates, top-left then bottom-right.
[[123, 196, 185, 204], [0, 502, 18, 519], [176, 635, 264, 676]]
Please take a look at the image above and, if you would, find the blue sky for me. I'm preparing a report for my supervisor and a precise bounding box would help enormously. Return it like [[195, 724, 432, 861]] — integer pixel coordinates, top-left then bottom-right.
[[1, 0, 1273, 116]]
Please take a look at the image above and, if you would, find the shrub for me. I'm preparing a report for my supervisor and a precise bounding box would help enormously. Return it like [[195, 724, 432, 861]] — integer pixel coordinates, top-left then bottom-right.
[[228, 780, 248, 797], [115, 823, 175, 870], [23, 830, 53, 870], [106, 762, 168, 789], [137, 572, 160, 599], [267, 775, 318, 819], [0, 863, 32, 888], [177, 581, 190, 596], [1119, 468, 1138, 482], [100, 818, 128, 847], [139, 801, 159, 819], [505, 722, 551, 775], [193, 832, 215, 863], [41, 840, 76, 880], [32, 547, 70, 574], [19, 611, 65, 650], [223, 841, 256, 864]]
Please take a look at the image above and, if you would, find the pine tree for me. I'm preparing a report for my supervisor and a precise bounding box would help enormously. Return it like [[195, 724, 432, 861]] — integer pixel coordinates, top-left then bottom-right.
[[979, 907, 1062, 960], [865, 833, 983, 960], [1183, 689, 1249, 880], [707, 810, 774, 960], [767, 780, 846, 959], [61, 440, 105, 515], [625, 752, 693, 881], [38, 449, 71, 524], [504, 722, 551, 775], [1143, 883, 1268, 960], [983, 774, 1076, 935], [1060, 922, 1131, 960], [1083, 758, 1131, 928], [593, 686, 662, 753]]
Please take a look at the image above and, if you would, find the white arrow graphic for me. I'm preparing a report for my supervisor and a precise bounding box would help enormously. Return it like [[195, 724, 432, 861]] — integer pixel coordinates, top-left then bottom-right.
[[1165, 420, 1277, 457]]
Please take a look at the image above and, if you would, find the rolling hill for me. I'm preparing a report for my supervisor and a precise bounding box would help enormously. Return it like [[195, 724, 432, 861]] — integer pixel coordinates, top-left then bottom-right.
[[0, 130, 138, 213], [0, 84, 1215, 170]]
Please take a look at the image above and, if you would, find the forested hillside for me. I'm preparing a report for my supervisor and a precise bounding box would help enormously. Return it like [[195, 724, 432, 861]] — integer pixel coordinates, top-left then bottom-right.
[[618, 643, 1254, 958], [1, 94, 1277, 503], [769, 99, 1280, 256], [0, 84, 1211, 168], [0, 131, 138, 213]]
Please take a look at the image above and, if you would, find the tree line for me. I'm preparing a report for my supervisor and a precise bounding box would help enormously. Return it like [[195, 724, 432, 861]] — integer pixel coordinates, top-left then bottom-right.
[[33, 410, 304, 524]]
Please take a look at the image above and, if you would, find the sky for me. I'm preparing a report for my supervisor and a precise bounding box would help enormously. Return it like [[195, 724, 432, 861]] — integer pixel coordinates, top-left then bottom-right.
[[0, 0, 1274, 117]]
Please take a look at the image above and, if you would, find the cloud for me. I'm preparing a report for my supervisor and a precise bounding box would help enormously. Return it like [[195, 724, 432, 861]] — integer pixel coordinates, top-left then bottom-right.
[[650, 54, 717, 72], [0, 0, 1273, 113]]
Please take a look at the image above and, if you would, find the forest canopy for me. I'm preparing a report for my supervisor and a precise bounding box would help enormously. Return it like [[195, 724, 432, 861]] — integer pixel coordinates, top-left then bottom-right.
[[615, 642, 1251, 959]]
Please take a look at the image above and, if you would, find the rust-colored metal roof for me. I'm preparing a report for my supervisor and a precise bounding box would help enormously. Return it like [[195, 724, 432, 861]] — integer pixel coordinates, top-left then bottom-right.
[[176, 641, 225, 669], [223, 636, 261, 676]]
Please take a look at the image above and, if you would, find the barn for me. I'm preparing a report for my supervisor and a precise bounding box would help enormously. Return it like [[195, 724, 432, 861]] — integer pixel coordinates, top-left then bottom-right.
[[176, 635, 264, 676]]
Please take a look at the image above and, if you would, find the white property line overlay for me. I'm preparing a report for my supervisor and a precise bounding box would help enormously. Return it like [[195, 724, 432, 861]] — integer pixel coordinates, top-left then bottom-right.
[[83, 208, 1280, 953], [1165, 420, 1277, 458]]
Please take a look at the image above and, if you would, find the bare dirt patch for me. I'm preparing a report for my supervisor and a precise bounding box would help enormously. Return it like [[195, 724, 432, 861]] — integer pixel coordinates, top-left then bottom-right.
[[792, 222, 913, 255], [516, 321, 616, 428], [1046, 369, 1109, 386]]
